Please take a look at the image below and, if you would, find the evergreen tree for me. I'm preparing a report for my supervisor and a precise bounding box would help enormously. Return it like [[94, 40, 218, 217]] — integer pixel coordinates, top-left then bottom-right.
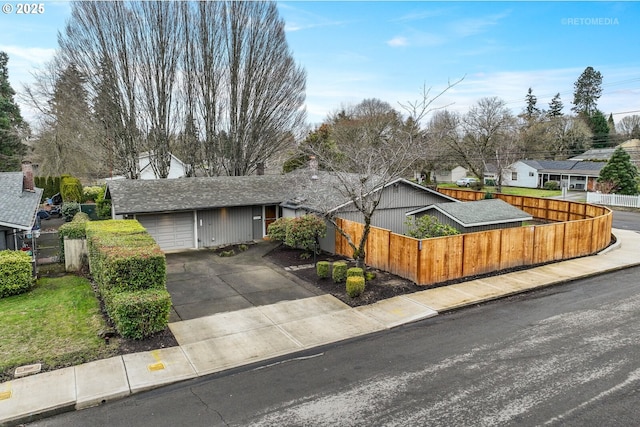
[[589, 110, 610, 148], [523, 87, 540, 120], [572, 66, 603, 117], [548, 93, 564, 118], [598, 147, 638, 195], [0, 51, 27, 171]]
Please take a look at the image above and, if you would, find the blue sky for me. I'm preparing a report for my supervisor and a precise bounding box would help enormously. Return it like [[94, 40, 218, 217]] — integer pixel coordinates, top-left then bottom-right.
[[1, 1, 639, 127]]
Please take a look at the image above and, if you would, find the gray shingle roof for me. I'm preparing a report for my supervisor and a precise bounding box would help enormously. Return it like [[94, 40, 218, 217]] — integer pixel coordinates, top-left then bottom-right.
[[107, 170, 456, 215], [107, 175, 296, 215], [407, 199, 532, 227], [0, 172, 43, 230], [521, 160, 605, 175]]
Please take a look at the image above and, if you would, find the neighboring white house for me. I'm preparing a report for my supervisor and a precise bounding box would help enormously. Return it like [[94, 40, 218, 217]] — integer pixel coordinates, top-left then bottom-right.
[[430, 165, 469, 183], [105, 152, 188, 181], [503, 160, 605, 191], [139, 152, 187, 180]]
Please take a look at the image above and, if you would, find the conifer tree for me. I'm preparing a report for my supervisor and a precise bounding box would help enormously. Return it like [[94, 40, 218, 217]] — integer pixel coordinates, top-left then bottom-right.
[[0, 52, 27, 171], [598, 147, 639, 195]]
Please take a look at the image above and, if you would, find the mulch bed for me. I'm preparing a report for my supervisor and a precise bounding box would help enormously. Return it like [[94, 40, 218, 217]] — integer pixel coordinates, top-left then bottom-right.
[[264, 244, 423, 307]]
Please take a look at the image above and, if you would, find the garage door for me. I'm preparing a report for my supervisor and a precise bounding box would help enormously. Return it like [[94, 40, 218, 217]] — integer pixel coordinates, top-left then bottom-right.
[[138, 212, 194, 251]]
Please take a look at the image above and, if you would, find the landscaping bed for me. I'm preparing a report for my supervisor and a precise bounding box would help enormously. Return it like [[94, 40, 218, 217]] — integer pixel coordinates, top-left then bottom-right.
[[265, 244, 423, 307]]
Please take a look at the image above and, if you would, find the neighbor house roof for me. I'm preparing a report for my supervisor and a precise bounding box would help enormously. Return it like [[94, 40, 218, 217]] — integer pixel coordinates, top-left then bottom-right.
[[569, 148, 615, 161], [520, 160, 605, 176], [406, 198, 532, 227], [0, 172, 43, 230]]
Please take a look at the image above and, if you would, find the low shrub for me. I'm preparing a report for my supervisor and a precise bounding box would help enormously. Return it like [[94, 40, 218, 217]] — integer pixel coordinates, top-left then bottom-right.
[[284, 215, 326, 254], [316, 261, 330, 279], [346, 276, 365, 298], [405, 215, 460, 239], [544, 180, 560, 190], [365, 271, 376, 281], [104, 288, 171, 339], [332, 261, 347, 283], [218, 250, 235, 257], [0, 251, 33, 298], [62, 202, 81, 222], [82, 186, 103, 203], [347, 267, 364, 278]]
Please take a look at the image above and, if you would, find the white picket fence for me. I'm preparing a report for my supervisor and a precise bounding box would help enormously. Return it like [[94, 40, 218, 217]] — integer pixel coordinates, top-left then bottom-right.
[[587, 192, 640, 208]]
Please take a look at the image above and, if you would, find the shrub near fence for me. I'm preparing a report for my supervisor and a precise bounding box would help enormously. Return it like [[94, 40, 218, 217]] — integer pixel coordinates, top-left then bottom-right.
[[0, 250, 33, 298], [334, 190, 612, 286], [86, 220, 170, 339]]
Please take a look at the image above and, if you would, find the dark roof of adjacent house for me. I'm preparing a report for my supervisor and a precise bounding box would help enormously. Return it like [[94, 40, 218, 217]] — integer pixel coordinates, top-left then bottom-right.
[[107, 169, 458, 215], [520, 160, 605, 175], [0, 172, 43, 230], [405, 198, 532, 227]]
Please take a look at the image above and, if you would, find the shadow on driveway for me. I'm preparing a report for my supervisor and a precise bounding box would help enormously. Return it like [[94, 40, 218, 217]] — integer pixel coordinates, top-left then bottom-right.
[[165, 241, 324, 321]]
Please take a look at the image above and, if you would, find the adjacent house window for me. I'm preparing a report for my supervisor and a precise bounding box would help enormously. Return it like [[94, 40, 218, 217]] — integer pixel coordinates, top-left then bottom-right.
[[511, 172, 518, 181], [529, 172, 534, 177]]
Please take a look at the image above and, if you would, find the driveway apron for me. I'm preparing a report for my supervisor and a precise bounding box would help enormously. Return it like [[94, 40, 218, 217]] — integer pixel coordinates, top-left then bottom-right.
[[165, 241, 322, 321]]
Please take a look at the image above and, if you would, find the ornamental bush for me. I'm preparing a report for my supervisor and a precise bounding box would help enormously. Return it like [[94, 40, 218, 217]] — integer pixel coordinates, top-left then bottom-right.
[[284, 215, 326, 254], [543, 180, 560, 190], [347, 267, 364, 278], [346, 276, 365, 298], [332, 261, 347, 283], [405, 215, 460, 239], [316, 261, 330, 279], [0, 250, 33, 298], [62, 202, 81, 222], [267, 217, 289, 241]]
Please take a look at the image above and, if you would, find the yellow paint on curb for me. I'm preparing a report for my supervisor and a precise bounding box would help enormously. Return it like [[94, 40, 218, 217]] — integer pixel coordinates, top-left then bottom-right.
[[147, 350, 165, 371], [0, 383, 11, 401], [147, 362, 166, 372]]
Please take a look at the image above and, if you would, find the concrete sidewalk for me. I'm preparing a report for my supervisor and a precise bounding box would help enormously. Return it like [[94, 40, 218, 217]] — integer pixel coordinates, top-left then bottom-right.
[[2, 228, 639, 426]]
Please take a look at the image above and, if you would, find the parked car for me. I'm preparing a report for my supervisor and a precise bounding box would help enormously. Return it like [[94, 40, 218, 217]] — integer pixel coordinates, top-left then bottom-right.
[[456, 177, 479, 187]]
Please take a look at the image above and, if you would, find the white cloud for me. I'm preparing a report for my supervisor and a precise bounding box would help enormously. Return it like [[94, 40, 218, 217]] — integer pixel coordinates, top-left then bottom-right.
[[449, 11, 511, 38], [387, 36, 409, 47]]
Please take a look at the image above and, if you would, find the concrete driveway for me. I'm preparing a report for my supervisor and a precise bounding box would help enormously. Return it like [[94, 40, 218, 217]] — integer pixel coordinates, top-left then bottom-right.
[[165, 241, 323, 321]]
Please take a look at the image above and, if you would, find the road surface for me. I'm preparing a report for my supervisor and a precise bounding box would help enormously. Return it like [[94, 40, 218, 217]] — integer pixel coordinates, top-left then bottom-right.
[[30, 266, 640, 426]]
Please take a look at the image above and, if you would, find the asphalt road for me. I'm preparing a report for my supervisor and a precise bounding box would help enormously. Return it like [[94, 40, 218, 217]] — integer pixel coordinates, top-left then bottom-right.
[[30, 266, 640, 427], [612, 209, 640, 231]]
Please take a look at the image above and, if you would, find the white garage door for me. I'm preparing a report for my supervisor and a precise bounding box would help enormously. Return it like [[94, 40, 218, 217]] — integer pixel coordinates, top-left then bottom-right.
[[138, 212, 194, 251]]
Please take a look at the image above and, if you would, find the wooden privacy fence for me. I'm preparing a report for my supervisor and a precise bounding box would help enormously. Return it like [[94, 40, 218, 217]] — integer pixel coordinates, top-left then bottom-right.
[[334, 189, 613, 286]]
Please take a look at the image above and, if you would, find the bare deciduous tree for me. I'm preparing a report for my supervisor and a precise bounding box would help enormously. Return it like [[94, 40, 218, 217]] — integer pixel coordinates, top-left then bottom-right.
[[307, 80, 460, 267]]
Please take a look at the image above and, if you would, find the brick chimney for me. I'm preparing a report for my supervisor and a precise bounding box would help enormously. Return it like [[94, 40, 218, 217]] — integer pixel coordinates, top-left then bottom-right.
[[256, 162, 265, 176], [309, 155, 318, 180], [22, 161, 35, 192]]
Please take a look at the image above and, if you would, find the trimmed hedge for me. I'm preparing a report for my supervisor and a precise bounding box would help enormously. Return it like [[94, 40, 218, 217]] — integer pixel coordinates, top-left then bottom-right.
[[0, 250, 33, 298], [316, 261, 330, 279], [346, 276, 365, 298], [86, 219, 170, 339], [332, 261, 347, 283], [104, 288, 171, 339], [62, 202, 81, 222]]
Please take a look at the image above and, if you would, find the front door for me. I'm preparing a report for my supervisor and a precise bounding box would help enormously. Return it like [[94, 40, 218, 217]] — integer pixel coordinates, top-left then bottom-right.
[[264, 205, 279, 236]]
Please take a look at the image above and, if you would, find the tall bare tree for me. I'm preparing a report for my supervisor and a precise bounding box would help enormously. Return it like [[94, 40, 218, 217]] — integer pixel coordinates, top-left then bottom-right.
[[436, 97, 518, 191], [617, 115, 640, 140], [306, 81, 460, 268]]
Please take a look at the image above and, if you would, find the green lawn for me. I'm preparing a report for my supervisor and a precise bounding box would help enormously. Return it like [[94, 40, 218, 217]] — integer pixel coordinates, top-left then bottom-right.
[[438, 183, 562, 198], [0, 275, 118, 380]]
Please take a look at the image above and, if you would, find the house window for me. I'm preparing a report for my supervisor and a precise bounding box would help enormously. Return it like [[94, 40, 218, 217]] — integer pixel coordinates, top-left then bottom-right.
[[529, 172, 534, 177], [511, 172, 518, 181], [576, 176, 586, 181]]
